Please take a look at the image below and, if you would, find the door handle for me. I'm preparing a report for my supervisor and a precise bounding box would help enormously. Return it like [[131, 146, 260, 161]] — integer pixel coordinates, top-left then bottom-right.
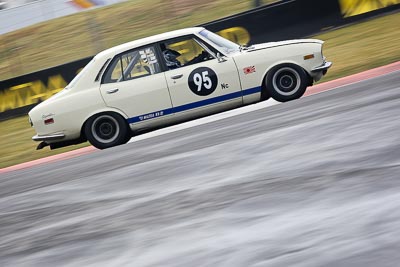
[[106, 88, 119, 94], [171, 74, 183, 79]]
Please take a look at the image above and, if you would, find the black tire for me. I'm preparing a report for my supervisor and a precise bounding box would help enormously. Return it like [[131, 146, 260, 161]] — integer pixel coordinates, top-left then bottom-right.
[[261, 88, 270, 101], [264, 64, 308, 102], [84, 112, 130, 149]]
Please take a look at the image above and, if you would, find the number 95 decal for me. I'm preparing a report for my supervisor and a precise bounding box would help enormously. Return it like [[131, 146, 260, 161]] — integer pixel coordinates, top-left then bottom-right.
[[188, 67, 218, 96]]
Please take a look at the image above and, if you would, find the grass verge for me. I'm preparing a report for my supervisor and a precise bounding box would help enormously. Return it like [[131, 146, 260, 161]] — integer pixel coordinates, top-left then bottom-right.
[[0, 11, 399, 169]]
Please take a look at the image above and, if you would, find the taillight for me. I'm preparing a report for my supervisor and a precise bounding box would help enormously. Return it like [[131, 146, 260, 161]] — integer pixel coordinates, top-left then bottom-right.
[[44, 118, 54, 125]]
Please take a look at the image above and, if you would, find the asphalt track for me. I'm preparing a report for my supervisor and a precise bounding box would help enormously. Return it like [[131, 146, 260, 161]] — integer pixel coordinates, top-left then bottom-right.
[[1, 69, 400, 266]]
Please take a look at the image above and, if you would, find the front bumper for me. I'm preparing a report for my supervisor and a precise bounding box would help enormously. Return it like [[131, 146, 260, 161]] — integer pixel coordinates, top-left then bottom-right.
[[311, 61, 332, 73], [310, 61, 332, 82]]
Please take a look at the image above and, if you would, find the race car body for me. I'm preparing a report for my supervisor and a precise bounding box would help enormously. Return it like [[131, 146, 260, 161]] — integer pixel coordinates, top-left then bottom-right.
[[29, 27, 332, 150]]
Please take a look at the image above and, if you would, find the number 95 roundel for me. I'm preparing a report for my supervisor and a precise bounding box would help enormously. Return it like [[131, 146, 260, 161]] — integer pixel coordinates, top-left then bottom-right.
[[188, 67, 218, 96]]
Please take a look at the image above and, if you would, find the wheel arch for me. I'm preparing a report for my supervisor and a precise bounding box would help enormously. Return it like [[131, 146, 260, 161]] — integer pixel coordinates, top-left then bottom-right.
[[262, 60, 310, 82]]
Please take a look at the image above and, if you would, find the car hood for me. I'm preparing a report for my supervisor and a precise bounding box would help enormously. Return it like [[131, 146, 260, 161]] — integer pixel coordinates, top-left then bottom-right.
[[244, 39, 324, 52]]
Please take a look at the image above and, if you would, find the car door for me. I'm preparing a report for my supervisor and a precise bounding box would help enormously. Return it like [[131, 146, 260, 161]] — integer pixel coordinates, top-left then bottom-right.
[[100, 45, 173, 127], [160, 35, 242, 119]]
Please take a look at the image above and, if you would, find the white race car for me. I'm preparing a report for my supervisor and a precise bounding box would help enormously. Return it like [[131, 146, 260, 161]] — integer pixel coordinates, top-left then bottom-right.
[[29, 27, 331, 150]]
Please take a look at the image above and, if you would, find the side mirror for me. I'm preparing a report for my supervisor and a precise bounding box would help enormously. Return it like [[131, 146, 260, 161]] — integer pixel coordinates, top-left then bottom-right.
[[217, 52, 227, 63]]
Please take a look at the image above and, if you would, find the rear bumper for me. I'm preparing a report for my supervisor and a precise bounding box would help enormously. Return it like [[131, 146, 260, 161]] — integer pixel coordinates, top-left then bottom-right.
[[32, 133, 65, 142]]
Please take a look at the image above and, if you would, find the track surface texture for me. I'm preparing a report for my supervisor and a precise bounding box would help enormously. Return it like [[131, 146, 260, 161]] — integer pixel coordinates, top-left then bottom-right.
[[1, 71, 400, 266]]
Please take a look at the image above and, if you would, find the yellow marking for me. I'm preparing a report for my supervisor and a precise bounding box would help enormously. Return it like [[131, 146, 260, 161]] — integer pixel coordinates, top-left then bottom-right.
[[47, 74, 67, 91], [0, 75, 67, 112], [218, 27, 251, 46], [339, 0, 400, 17], [10, 83, 33, 91], [51, 88, 64, 94], [30, 93, 47, 100]]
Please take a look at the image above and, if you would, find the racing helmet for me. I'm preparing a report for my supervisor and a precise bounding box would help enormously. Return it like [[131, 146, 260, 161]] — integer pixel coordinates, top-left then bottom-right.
[[163, 49, 181, 69]]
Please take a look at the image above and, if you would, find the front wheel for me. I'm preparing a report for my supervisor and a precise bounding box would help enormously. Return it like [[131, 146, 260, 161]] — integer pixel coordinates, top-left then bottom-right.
[[85, 113, 130, 149], [264, 64, 308, 102]]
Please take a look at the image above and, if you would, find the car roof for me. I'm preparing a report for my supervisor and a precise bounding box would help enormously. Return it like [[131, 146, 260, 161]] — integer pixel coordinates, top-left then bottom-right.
[[95, 27, 205, 60]]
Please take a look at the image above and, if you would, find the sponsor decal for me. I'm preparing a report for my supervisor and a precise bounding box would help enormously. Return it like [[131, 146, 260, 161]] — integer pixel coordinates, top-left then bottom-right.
[[188, 67, 218, 96], [140, 49, 157, 64], [221, 83, 229, 89], [139, 111, 164, 121], [243, 66, 256, 75]]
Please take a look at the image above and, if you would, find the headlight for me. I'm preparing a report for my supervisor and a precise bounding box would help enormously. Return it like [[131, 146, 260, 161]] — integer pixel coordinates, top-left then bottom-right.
[[29, 116, 33, 127]]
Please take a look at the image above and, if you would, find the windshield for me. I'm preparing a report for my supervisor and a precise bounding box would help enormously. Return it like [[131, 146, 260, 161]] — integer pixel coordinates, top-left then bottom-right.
[[65, 58, 95, 89], [199, 29, 240, 54]]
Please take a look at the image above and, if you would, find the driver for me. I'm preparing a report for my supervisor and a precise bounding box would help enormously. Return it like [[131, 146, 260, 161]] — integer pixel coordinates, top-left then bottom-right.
[[162, 49, 181, 70]]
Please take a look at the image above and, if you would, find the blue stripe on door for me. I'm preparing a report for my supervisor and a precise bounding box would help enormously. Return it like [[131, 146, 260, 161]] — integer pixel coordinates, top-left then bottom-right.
[[127, 86, 261, 124]]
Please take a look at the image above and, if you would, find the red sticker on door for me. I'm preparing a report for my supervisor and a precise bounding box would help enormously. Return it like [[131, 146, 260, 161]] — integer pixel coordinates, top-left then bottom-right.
[[243, 66, 256, 75]]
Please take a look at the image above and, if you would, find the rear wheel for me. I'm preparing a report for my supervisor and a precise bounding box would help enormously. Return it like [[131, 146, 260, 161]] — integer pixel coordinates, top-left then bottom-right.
[[85, 113, 130, 149], [265, 64, 308, 102]]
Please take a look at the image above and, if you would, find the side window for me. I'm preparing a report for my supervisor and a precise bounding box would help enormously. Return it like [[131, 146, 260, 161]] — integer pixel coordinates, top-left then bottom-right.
[[102, 46, 161, 84], [111, 59, 123, 81], [160, 36, 215, 70]]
